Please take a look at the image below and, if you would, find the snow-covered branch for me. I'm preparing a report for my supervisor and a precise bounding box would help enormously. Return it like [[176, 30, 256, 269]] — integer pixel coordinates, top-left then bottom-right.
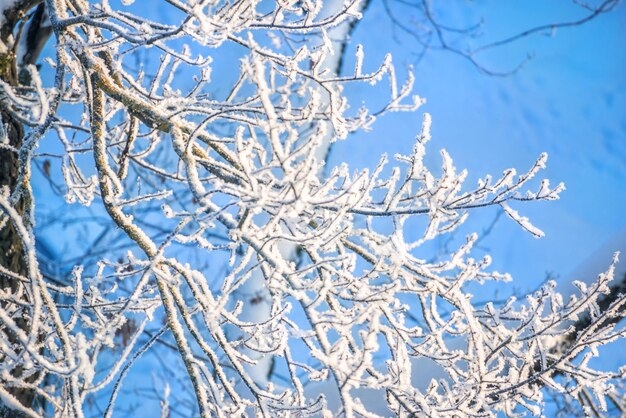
[[0, 0, 623, 416]]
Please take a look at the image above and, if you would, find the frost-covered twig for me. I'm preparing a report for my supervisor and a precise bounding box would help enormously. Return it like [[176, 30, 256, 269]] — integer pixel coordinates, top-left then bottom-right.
[[0, 0, 623, 417]]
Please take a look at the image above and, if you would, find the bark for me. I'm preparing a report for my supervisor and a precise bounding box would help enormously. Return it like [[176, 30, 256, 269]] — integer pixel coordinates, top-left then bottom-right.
[[0, 81, 33, 418], [0, 2, 49, 415]]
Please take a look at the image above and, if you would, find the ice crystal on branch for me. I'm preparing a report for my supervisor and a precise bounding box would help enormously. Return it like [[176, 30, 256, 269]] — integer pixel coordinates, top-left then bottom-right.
[[0, 0, 623, 417]]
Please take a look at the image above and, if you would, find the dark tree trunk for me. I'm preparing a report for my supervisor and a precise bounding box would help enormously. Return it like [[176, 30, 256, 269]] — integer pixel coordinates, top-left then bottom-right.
[[0, 2, 50, 415]]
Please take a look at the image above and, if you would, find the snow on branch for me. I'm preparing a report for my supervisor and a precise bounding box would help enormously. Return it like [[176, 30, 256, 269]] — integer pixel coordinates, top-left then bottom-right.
[[0, 0, 622, 417]]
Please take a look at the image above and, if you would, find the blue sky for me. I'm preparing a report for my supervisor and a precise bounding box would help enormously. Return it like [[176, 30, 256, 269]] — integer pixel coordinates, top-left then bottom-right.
[[330, 0, 626, 292], [329, 6, 626, 411]]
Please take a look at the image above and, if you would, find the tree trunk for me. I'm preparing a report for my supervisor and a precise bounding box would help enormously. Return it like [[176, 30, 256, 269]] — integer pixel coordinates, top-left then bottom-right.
[[0, 57, 35, 418], [0, 2, 50, 415]]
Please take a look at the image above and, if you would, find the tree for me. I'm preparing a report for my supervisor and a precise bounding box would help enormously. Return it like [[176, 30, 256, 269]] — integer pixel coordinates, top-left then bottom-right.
[[0, 0, 624, 417]]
